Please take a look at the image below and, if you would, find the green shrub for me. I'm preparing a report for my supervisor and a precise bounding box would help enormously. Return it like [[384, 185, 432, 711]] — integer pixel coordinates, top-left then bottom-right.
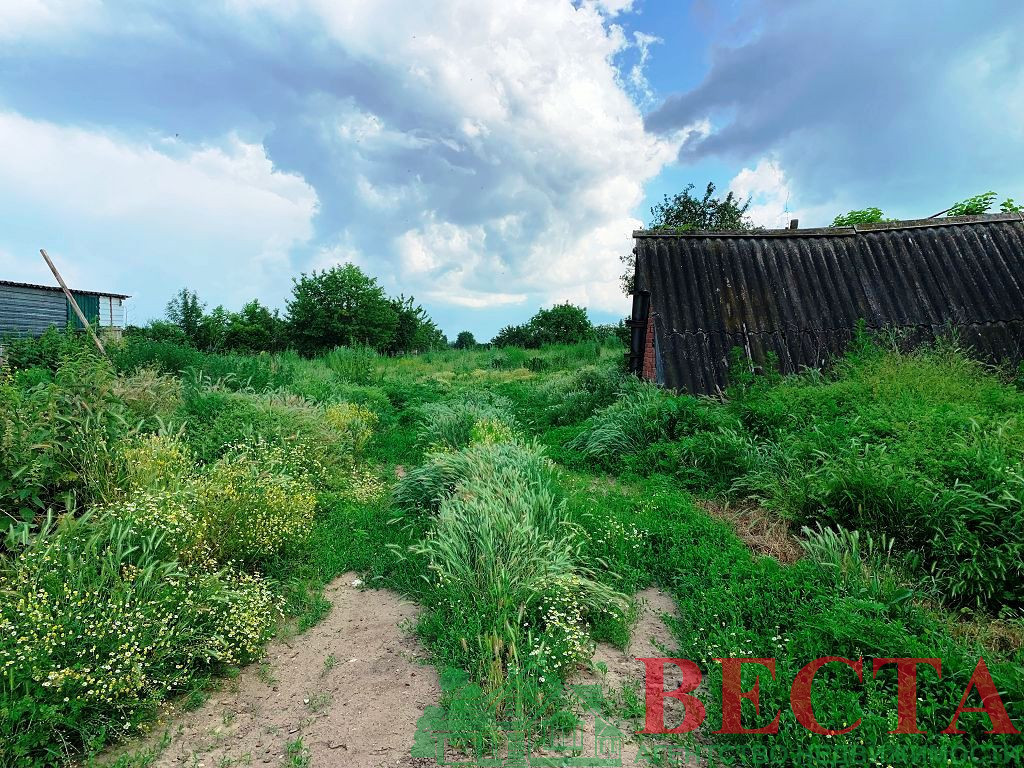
[[926, 474, 1024, 607], [1, 353, 130, 530], [0, 326, 92, 372], [280, 353, 390, 409], [12, 366, 54, 389], [194, 443, 318, 567], [178, 387, 325, 465], [0, 513, 278, 766], [534, 364, 625, 426], [110, 338, 287, 391], [580, 341, 1024, 609], [630, 427, 757, 491], [571, 478, 1023, 766]]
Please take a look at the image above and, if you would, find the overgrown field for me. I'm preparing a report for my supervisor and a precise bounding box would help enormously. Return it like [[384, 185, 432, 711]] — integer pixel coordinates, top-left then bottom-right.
[[1, 328, 1022, 766]]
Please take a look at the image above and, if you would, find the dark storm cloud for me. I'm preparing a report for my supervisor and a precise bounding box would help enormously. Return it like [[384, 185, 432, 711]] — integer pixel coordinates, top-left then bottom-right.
[[645, 0, 1024, 214]]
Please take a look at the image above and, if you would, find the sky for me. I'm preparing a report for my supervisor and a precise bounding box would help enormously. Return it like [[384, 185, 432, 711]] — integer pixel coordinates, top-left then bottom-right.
[[1, 1, 1022, 340]]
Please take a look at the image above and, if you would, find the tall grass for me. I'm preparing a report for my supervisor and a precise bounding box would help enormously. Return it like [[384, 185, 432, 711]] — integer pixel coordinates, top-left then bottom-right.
[[568, 340, 1024, 609], [567, 380, 673, 466], [414, 395, 522, 452], [398, 434, 627, 724]]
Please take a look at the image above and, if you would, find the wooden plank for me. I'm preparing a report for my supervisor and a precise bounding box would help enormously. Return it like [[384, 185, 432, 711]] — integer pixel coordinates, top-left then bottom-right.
[[39, 249, 106, 356]]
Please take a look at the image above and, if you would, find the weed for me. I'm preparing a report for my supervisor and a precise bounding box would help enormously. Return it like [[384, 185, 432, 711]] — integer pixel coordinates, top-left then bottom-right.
[[283, 737, 310, 768]]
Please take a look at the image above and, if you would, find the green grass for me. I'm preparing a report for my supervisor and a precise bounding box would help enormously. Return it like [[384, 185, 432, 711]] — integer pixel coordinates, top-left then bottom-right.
[[569, 339, 1024, 610], [3, 331, 1023, 767]]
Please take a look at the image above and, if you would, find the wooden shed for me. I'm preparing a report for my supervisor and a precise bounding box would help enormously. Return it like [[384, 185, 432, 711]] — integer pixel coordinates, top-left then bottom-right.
[[628, 213, 1024, 394], [0, 279, 130, 338]]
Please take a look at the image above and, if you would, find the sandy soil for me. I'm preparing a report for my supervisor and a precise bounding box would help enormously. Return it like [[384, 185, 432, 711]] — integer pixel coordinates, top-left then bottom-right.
[[142, 573, 439, 768], [108, 580, 695, 767], [564, 587, 701, 768]]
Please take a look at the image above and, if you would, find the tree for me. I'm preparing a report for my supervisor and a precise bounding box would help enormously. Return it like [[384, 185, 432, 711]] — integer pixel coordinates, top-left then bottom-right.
[[831, 207, 886, 227], [387, 295, 447, 355], [621, 181, 752, 294], [946, 191, 1024, 217], [285, 264, 399, 356], [453, 331, 477, 349], [527, 303, 592, 346], [165, 288, 206, 347], [947, 191, 998, 217], [594, 319, 629, 346], [224, 300, 284, 353], [648, 182, 752, 231], [491, 303, 594, 348], [491, 324, 533, 348], [199, 305, 230, 352]]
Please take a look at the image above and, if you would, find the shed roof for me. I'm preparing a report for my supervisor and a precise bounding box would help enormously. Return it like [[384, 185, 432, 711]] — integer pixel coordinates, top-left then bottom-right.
[[0, 278, 130, 300], [631, 212, 1024, 394]]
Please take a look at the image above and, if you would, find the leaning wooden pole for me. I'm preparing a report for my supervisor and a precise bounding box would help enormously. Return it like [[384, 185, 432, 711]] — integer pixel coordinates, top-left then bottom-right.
[[40, 249, 107, 357]]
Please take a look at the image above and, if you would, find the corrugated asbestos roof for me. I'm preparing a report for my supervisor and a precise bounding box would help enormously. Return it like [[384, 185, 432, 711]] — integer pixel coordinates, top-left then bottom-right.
[[0, 279, 130, 299], [631, 213, 1024, 394]]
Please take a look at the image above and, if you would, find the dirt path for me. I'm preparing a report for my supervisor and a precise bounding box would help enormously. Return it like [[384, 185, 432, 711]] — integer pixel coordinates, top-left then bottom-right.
[[559, 587, 700, 767], [111, 581, 693, 768], [143, 573, 439, 767]]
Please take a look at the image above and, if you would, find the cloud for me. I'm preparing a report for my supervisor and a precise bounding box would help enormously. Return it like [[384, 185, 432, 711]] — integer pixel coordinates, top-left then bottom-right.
[[646, 0, 1024, 222], [729, 157, 793, 229], [0, 0, 679, 331], [0, 0, 100, 41], [626, 31, 662, 107], [0, 111, 318, 315]]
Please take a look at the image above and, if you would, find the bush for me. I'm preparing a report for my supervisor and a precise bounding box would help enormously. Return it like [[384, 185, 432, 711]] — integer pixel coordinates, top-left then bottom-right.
[[0, 326, 92, 372], [1, 353, 129, 530], [194, 443, 318, 567], [110, 338, 287, 392], [534, 364, 625, 426], [491, 303, 594, 349], [178, 387, 320, 463], [0, 513, 278, 766]]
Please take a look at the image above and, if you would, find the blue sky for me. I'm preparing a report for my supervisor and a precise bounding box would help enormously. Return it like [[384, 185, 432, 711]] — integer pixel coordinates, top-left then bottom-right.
[[1, 1, 1021, 340]]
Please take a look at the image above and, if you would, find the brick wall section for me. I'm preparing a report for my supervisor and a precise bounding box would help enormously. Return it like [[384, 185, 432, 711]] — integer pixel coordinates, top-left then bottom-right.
[[641, 312, 656, 381]]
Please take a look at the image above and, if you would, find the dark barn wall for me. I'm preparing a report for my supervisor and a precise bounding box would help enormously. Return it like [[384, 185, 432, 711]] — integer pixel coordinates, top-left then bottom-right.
[[631, 214, 1024, 395], [0, 284, 68, 337]]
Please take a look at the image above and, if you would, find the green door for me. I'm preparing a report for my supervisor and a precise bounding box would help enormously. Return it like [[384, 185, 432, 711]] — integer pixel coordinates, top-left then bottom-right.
[[68, 293, 100, 329]]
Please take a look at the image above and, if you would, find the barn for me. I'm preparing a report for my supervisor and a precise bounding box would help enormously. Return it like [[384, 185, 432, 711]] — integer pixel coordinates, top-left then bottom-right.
[[627, 212, 1024, 395], [0, 279, 130, 338]]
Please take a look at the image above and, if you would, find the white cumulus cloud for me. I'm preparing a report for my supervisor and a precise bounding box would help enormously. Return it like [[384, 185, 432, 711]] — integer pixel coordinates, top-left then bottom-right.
[[0, 0, 683, 332], [0, 112, 318, 315]]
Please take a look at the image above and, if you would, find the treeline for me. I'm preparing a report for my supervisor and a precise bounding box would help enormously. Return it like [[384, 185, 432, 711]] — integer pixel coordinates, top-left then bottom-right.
[[487, 302, 627, 349], [133, 264, 447, 356]]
